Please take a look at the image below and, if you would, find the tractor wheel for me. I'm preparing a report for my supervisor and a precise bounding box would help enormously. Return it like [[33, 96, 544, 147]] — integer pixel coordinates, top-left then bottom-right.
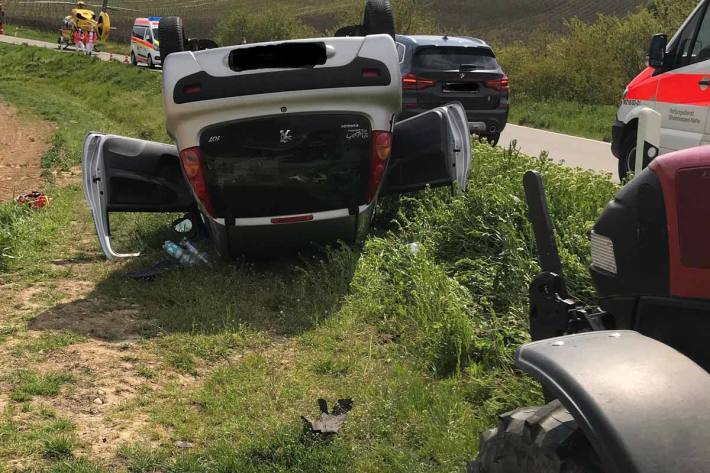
[[363, 0, 395, 38], [471, 400, 603, 473], [159, 16, 186, 61], [617, 128, 637, 181]]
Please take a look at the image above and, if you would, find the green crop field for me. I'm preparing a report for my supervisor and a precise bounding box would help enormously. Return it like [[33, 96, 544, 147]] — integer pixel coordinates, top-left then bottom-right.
[[3, 0, 646, 45]]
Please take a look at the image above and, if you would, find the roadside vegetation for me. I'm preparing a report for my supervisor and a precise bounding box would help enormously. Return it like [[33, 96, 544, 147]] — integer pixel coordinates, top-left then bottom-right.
[[4, 0, 698, 141], [500, 0, 698, 140], [0, 43, 618, 471]]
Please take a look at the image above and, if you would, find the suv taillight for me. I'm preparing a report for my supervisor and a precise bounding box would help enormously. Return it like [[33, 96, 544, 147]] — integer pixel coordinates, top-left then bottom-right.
[[368, 131, 392, 202], [179, 147, 216, 217], [402, 73, 436, 90], [485, 75, 509, 92]]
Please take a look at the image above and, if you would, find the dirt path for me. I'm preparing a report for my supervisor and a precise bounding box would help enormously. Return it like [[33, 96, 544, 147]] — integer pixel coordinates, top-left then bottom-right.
[[0, 102, 56, 201]]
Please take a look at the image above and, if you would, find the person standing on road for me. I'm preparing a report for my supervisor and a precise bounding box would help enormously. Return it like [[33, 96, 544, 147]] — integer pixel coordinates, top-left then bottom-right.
[[87, 27, 95, 56], [1, 4, 6, 36], [74, 28, 85, 54], [84, 28, 93, 56]]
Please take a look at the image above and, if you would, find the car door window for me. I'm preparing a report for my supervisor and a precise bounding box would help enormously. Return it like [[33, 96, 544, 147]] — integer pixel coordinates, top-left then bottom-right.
[[144, 30, 152, 43], [673, 3, 706, 67], [690, 4, 710, 65]]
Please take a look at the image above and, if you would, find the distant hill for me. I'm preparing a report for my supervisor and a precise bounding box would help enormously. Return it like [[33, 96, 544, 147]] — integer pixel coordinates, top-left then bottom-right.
[[4, 0, 647, 45]]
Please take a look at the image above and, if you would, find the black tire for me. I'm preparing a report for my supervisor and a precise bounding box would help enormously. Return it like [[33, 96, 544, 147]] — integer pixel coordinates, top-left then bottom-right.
[[158, 16, 186, 61], [130, 51, 137, 66], [617, 128, 637, 181], [485, 133, 500, 147], [147, 54, 154, 69], [471, 400, 603, 473], [363, 0, 395, 38]]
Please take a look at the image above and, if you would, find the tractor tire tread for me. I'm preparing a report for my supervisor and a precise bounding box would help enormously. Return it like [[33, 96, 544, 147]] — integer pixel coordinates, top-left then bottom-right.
[[471, 400, 603, 473]]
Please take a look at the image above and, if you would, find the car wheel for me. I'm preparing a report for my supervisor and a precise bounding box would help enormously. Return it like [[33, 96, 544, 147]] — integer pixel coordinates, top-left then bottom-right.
[[147, 54, 154, 69], [618, 128, 637, 181], [363, 0, 395, 38], [158, 16, 186, 61], [130, 51, 137, 66], [471, 400, 603, 473]]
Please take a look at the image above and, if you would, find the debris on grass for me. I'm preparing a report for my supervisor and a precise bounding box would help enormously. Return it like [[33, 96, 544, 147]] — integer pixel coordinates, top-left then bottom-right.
[[301, 398, 353, 436], [16, 191, 48, 209], [124, 259, 179, 281]]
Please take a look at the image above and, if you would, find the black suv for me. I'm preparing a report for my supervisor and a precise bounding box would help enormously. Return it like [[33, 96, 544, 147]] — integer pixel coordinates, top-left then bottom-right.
[[395, 35, 509, 145]]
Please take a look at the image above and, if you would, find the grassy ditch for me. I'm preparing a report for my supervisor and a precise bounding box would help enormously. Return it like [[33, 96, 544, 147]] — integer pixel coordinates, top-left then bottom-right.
[[0, 43, 617, 471], [509, 100, 618, 142]]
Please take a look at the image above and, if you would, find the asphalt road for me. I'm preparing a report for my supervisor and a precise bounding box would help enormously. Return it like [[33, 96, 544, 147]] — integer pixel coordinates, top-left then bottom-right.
[[1, 34, 619, 177], [500, 124, 617, 177], [0, 33, 130, 63]]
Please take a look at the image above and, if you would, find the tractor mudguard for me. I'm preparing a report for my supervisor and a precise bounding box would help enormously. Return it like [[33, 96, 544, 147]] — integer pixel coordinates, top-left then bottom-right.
[[515, 331, 710, 473]]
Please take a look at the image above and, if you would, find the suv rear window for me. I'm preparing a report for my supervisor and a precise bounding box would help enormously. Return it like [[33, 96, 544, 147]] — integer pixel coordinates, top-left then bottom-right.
[[413, 46, 498, 71], [199, 114, 371, 218]]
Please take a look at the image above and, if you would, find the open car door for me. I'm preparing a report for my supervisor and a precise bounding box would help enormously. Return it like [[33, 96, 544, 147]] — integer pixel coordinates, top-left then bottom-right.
[[82, 133, 195, 260], [383, 102, 471, 195]]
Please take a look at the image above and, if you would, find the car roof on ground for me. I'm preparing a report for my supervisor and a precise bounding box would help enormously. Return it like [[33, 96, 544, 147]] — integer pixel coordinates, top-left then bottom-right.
[[394, 35, 490, 49]]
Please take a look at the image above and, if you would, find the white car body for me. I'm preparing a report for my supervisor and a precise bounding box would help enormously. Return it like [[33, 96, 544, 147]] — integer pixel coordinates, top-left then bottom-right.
[[83, 35, 472, 259]]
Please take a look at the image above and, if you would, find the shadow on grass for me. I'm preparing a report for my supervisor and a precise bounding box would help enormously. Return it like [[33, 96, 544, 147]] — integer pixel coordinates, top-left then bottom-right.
[[28, 242, 361, 341]]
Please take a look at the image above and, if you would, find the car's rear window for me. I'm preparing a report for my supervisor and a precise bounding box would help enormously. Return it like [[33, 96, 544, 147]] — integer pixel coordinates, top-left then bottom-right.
[[413, 46, 498, 71], [199, 114, 371, 218]]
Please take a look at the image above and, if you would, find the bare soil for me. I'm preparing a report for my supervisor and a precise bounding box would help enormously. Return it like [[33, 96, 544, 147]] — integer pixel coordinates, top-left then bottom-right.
[[0, 102, 56, 201]]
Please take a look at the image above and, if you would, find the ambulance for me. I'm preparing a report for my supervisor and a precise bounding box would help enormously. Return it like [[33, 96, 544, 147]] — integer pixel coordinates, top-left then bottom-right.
[[130, 17, 161, 68], [613, 0, 710, 178]]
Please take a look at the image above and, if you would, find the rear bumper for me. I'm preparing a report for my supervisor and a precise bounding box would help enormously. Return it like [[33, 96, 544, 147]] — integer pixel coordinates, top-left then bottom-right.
[[399, 107, 508, 135], [204, 205, 374, 257], [610, 120, 625, 160]]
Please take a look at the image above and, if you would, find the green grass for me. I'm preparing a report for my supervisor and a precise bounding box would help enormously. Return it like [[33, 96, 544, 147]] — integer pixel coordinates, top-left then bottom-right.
[[509, 100, 618, 142], [9, 370, 74, 402], [42, 434, 77, 460], [0, 406, 78, 468], [0, 43, 618, 471], [14, 332, 86, 355]]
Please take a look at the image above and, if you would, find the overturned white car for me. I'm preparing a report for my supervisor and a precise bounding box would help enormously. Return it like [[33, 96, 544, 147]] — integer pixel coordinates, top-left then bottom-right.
[[83, 2, 472, 260]]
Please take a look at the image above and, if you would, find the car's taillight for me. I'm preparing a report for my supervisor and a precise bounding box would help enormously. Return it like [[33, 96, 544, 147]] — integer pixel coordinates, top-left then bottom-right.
[[402, 73, 436, 90], [368, 131, 392, 202], [485, 75, 509, 92], [179, 147, 215, 217]]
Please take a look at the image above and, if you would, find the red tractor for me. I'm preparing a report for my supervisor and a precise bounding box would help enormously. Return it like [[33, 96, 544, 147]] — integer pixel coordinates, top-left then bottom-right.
[[471, 146, 710, 472]]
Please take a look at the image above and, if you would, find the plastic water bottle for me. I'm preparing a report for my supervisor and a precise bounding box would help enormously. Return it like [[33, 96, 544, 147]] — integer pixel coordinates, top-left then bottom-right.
[[163, 241, 198, 265], [179, 239, 210, 265]]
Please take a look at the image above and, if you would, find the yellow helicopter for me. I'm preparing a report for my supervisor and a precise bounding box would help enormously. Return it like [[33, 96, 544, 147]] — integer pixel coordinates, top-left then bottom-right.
[[20, 1, 135, 49]]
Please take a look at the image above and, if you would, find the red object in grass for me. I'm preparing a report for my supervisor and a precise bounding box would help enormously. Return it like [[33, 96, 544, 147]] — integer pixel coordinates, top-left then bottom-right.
[[16, 191, 48, 209]]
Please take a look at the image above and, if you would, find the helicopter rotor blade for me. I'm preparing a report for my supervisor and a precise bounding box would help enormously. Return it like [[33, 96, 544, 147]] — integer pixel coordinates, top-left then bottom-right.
[[84, 3, 138, 12], [14, 1, 137, 12], [14, 1, 78, 5]]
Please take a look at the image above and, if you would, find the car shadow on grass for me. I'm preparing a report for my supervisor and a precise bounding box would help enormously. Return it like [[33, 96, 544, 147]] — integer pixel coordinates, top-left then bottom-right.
[[28, 241, 362, 342]]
